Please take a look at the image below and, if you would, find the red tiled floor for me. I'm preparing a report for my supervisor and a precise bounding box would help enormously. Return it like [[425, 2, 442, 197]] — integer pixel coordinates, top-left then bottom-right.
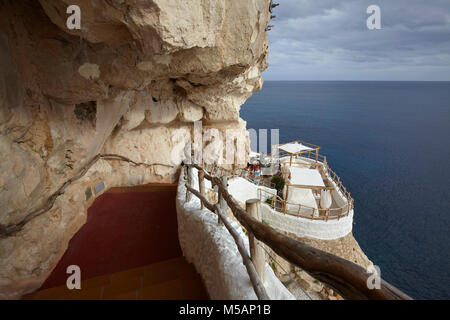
[[139, 279, 183, 300], [23, 256, 209, 300], [39, 184, 182, 290], [22, 183, 210, 300]]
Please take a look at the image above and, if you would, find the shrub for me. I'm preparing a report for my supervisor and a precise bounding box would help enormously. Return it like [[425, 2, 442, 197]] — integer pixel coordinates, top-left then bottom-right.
[[271, 174, 285, 193]]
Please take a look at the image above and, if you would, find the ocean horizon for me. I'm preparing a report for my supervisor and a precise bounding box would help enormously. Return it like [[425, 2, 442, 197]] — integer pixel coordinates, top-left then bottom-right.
[[242, 80, 450, 299]]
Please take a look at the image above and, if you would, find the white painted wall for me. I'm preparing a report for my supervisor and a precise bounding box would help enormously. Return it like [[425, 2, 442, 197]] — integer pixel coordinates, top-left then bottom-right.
[[227, 177, 353, 241], [176, 169, 295, 300], [260, 203, 353, 240]]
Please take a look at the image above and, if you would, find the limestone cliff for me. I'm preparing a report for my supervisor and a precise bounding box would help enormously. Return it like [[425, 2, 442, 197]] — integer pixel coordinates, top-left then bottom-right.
[[0, 0, 271, 299]]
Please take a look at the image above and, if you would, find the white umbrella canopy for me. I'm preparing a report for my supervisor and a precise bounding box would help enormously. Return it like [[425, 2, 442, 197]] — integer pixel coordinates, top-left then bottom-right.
[[289, 167, 325, 187], [279, 142, 313, 154]]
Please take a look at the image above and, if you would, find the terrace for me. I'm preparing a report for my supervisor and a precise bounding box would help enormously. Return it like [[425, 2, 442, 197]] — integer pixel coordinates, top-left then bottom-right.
[[247, 141, 354, 221]]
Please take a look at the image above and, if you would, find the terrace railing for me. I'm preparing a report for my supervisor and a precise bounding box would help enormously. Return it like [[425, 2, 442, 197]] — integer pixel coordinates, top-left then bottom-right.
[[201, 159, 354, 221], [258, 188, 352, 221], [322, 158, 353, 204], [276, 155, 354, 220]]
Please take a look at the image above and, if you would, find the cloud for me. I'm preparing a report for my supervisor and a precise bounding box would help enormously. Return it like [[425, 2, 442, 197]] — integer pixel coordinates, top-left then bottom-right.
[[265, 0, 450, 80]]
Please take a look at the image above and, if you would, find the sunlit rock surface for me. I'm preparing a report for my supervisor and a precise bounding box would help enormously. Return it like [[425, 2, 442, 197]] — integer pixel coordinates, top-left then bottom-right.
[[0, 0, 270, 298]]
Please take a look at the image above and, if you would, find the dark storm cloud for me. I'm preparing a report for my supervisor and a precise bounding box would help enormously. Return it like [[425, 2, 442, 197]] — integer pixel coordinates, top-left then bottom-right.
[[265, 0, 450, 80]]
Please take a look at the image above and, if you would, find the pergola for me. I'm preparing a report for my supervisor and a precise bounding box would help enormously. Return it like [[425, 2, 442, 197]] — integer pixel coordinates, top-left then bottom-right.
[[277, 141, 321, 166]]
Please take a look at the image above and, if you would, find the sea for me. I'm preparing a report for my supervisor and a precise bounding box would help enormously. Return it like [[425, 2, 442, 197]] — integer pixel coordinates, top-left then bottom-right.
[[241, 81, 450, 299]]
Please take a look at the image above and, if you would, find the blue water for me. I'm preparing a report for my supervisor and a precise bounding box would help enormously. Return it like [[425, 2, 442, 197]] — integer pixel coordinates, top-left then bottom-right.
[[241, 81, 450, 300]]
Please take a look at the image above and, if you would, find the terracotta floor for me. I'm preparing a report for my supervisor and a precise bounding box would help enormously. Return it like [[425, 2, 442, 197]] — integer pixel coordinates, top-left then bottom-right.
[[23, 256, 208, 300], [23, 184, 208, 300]]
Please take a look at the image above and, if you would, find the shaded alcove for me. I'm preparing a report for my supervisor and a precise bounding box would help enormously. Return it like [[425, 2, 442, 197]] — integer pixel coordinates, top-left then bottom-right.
[[41, 184, 181, 289], [25, 184, 208, 299]]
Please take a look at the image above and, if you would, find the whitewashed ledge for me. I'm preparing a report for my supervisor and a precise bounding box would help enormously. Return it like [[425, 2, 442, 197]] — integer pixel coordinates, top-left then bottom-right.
[[260, 204, 353, 240], [176, 168, 295, 300], [227, 177, 353, 241]]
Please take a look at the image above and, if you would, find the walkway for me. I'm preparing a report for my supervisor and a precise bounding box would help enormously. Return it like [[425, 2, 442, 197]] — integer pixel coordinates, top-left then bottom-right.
[[23, 183, 208, 300]]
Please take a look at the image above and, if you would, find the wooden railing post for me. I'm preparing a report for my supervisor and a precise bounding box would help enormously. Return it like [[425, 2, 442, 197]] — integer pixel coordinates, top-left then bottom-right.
[[272, 194, 276, 209], [198, 170, 205, 209], [218, 175, 228, 225], [185, 165, 193, 202], [246, 199, 265, 284]]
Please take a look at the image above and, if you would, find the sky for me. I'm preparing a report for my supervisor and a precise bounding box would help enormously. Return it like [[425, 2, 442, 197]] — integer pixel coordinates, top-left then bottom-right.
[[264, 0, 450, 81]]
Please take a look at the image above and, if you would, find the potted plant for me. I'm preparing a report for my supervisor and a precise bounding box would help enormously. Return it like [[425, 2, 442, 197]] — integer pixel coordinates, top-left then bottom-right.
[[270, 173, 285, 196]]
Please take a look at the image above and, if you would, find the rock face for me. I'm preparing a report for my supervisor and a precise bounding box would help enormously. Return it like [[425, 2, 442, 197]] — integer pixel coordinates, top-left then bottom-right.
[[0, 0, 270, 298]]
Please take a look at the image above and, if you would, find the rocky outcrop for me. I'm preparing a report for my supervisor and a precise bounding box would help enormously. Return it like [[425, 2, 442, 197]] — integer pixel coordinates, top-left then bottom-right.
[[267, 231, 374, 299], [0, 0, 271, 299], [291, 233, 373, 270]]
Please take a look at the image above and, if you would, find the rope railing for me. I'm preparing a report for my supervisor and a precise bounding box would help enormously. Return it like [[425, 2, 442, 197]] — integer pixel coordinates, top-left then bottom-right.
[[183, 163, 412, 300]]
